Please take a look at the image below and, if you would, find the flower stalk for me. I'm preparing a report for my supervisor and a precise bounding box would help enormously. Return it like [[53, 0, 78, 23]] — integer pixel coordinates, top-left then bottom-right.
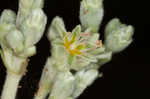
[[1, 71, 22, 99]]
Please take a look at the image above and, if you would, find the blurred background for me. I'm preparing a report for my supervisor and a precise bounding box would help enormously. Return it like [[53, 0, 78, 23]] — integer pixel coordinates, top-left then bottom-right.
[[0, 0, 149, 99]]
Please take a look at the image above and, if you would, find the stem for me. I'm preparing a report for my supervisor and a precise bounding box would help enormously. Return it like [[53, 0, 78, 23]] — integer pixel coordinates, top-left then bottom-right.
[[34, 58, 57, 99], [34, 85, 50, 99], [1, 71, 22, 99]]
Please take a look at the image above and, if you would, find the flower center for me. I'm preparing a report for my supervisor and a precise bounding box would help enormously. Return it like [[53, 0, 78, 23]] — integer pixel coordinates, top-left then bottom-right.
[[63, 32, 102, 56], [64, 36, 84, 55]]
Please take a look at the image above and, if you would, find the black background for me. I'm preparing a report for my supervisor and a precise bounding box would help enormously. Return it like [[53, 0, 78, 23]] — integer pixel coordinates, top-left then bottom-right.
[[0, 0, 149, 99]]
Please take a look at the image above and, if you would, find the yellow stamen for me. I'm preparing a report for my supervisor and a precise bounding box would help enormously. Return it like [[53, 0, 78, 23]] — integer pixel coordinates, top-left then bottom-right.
[[69, 49, 82, 55], [64, 36, 84, 55], [64, 36, 70, 49]]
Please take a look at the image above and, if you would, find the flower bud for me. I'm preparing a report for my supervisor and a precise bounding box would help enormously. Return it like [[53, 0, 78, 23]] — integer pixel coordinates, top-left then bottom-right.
[[19, 0, 34, 9], [20, 8, 47, 47], [80, 0, 104, 32], [0, 23, 16, 48], [18, 0, 44, 14], [104, 18, 134, 53], [18, 46, 36, 58], [0, 9, 16, 24], [72, 69, 98, 98], [105, 18, 121, 35], [32, 0, 44, 9], [17, 0, 45, 27], [16, 0, 34, 26], [48, 16, 66, 41], [6, 29, 24, 54], [49, 72, 75, 99]]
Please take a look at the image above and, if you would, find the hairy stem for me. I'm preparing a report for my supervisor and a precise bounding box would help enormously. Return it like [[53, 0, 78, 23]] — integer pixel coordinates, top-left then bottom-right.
[[34, 86, 50, 99], [1, 71, 22, 99], [34, 58, 57, 99]]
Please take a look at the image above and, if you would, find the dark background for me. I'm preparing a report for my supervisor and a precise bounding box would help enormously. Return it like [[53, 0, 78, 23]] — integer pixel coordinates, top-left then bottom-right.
[[0, 0, 149, 99]]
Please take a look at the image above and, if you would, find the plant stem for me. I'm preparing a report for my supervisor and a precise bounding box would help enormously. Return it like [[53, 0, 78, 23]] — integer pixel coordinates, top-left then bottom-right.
[[1, 71, 22, 99], [34, 58, 57, 99], [34, 86, 50, 99]]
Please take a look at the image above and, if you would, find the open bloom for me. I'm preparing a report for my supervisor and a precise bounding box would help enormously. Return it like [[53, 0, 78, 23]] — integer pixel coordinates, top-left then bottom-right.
[[48, 17, 107, 71]]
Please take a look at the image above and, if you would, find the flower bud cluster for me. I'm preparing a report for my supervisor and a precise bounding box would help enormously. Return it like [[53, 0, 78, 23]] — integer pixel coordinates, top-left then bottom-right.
[[0, 0, 47, 74]]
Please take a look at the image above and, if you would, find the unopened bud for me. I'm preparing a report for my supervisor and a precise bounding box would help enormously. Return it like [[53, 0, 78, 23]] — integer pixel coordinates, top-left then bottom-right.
[[49, 72, 75, 99], [0, 23, 15, 48], [20, 8, 47, 47], [80, 0, 104, 32], [6, 29, 24, 54], [0, 9, 16, 24], [104, 18, 134, 53], [48, 16, 66, 41]]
